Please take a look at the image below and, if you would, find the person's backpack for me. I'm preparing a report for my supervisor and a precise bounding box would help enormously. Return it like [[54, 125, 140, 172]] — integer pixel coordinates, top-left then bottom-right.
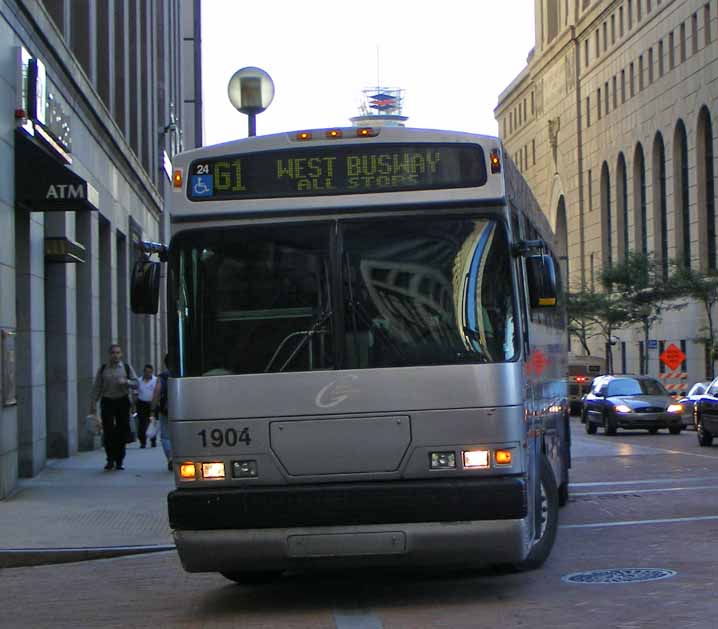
[[158, 371, 169, 414], [101, 362, 131, 379]]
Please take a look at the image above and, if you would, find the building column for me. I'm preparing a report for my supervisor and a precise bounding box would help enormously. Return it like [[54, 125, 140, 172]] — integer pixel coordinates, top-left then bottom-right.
[[76, 210, 101, 451], [15, 210, 46, 477], [0, 197, 18, 498], [44, 212, 78, 458]]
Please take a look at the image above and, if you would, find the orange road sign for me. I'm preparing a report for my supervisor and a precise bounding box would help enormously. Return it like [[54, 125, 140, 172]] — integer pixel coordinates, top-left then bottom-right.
[[659, 343, 686, 371]]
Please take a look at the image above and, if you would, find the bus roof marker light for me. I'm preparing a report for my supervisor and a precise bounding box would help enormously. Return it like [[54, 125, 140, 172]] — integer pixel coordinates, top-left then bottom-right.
[[326, 129, 343, 139], [173, 169, 183, 188], [490, 149, 501, 174], [297, 131, 312, 141], [356, 127, 377, 137]]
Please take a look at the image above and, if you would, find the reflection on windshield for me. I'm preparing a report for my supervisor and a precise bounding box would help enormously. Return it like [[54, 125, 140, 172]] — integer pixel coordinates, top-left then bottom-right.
[[607, 378, 667, 397], [170, 216, 517, 377], [342, 217, 516, 368]]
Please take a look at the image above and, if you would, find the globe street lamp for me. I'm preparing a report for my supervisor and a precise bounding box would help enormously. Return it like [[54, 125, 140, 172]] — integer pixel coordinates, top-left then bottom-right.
[[227, 67, 275, 137]]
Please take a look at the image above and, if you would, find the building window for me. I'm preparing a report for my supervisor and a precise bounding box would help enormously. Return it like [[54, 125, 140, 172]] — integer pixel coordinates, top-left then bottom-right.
[[634, 143, 648, 254], [706, 4, 712, 46], [603, 21, 608, 50], [653, 133, 669, 279], [596, 29, 600, 57], [590, 252, 595, 289], [639, 54, 644, 90], [617, 153, 629, 261], [681, 22, 687, 62], [620, 7, 624, 36], [584, 39, 590, 67], [648, 47, 654, 84], [669, 31, 675, 69], [647, 0, 652, 13], [588, 169, 593, 211], [628, 0, 633, 29], [597, 87, 602, 119], [605, 81, 609, 113], [698, 106, 716, 271], [586, 96, 591, 126], [693, 13, 699, 55], [674, 120, 691, 268], [611, 14, 616, 44], [613, 75, 618, 109], [532, 139, 536, 165], [658, 39, 664, 76], [630, 61, 635, 96], [531, 91, 535, 114], [621, 69, 626, 103], [601, 162, 613, 268], [637, 0, 642, 21]]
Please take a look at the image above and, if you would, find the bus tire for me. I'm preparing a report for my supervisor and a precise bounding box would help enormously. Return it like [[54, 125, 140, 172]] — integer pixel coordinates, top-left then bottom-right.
[[512, 455, 559, 571], [220, 571, 282, 585]]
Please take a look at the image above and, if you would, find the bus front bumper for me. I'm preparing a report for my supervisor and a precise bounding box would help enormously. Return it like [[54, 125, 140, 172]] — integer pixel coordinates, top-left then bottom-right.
[[168, 477, 529, 572], [173, 519, 532, 572]]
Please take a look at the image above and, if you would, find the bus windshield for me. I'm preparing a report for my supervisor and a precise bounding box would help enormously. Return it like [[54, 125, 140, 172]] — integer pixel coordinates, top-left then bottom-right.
[[169, 215, 518, 376]]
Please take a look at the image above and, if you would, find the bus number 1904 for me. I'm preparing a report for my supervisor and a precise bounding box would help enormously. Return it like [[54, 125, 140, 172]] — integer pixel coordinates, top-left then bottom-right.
[[197, 427, 251, 448]]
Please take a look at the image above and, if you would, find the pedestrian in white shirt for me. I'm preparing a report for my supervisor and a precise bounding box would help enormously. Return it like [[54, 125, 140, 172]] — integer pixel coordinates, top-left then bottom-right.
[[136, 364, 158, 448]]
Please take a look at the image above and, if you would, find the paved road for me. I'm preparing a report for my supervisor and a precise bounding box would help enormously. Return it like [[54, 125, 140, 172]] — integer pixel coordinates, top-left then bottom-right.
[[3, 419, 718, 629]]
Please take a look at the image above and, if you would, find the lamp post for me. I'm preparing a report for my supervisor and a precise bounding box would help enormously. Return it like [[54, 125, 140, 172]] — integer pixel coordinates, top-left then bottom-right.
[[227, 67, 275, 137]]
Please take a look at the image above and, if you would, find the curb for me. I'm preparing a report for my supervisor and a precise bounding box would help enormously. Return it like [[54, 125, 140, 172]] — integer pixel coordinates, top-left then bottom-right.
[[0, 544, 176, 569]]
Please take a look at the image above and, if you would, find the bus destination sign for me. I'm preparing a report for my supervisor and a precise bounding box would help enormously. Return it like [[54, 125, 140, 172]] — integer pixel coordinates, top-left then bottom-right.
[[187, 143, 487, 201]]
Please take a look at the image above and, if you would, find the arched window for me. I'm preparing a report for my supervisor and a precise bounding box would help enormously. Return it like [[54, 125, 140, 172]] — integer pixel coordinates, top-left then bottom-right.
[[556, 195, 569, 285], [697, 106, 716, 271], [601, 162, 612, 268], [674, 120, 690, 268], [653, 133, 668, 278], [616, 153, 628, 260], [633, 144, 647, 254]]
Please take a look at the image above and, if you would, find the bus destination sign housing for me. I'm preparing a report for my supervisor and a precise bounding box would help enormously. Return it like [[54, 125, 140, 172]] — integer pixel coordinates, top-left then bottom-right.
[[187, 142, 487, 201]]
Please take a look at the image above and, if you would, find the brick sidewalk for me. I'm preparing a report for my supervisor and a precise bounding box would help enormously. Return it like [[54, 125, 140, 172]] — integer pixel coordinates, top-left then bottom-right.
[[0, 442, 175, 567]]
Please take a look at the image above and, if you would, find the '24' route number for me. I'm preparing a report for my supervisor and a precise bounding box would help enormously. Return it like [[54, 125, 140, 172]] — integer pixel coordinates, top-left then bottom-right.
[[197, 427, 251, 448]]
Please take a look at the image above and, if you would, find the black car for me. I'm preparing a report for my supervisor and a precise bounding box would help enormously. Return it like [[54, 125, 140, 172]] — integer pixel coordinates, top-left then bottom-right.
[[693, 377, 718, 446], [582, 375, 684, 435]]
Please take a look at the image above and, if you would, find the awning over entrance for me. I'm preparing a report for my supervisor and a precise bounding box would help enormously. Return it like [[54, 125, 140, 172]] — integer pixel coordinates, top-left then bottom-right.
[[14, 128, 99, 212]]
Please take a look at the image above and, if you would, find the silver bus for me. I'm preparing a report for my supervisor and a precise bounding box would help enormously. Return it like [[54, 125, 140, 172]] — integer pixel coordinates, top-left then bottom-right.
[[132, 127, 569, 583]]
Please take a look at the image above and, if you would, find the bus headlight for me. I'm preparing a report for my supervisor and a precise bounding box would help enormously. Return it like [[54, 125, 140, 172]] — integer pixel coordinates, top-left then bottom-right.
[[201, 462, 226, 480], [667, 404, 683, 413], [429, 451, 456, 469], [462, 449, 490, 469]]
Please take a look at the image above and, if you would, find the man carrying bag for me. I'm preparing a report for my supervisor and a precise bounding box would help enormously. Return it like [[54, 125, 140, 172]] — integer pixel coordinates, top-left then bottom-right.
[[89, 344, 138, 471]]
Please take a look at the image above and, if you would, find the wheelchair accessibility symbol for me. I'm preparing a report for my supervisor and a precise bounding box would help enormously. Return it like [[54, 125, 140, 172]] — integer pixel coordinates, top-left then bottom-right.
[[191, 175, 213, 197]]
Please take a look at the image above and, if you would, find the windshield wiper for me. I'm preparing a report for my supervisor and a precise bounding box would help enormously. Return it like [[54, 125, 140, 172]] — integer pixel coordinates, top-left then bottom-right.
[[264, 309, 333, 373]]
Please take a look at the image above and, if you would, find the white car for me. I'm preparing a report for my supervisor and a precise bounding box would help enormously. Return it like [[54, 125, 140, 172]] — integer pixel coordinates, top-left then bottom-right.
[[678, 381, 711, 429]]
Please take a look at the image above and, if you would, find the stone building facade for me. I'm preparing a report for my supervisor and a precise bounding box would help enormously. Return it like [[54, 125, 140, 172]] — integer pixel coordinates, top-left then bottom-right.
[[0, 0, 202, 499], [497, 0, 718, 385]]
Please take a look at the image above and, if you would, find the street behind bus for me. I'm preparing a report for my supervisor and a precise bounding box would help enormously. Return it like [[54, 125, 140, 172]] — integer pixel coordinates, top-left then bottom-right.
[[2, 417, 717, 628]]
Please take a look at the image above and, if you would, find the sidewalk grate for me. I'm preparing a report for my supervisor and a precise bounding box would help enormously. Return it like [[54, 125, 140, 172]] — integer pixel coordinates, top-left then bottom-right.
[[562, 568, 677, 584]]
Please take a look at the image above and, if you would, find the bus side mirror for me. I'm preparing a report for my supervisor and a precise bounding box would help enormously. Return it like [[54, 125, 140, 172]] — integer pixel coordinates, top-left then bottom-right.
[[131, 259, 161, 314], [526, 254, 558, 308]]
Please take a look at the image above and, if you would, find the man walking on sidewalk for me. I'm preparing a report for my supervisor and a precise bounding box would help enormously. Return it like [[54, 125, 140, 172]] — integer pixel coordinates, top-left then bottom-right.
[[89, 344, 138, 471]]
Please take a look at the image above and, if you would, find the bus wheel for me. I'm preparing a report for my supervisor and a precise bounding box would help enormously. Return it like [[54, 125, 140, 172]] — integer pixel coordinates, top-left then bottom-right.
[[512, 455, 559, 571], [220, 571, 282, 585]]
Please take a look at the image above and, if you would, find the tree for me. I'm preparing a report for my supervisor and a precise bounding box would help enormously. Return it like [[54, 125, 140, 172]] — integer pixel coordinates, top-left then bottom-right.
[[670, 266, 718, 378], [566, 287, 631, 371], [600, 252, 683, 375]]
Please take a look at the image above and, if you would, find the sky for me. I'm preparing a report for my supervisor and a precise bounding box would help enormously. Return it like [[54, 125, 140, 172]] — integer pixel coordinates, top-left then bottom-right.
[[200, 1, 536, 145]]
